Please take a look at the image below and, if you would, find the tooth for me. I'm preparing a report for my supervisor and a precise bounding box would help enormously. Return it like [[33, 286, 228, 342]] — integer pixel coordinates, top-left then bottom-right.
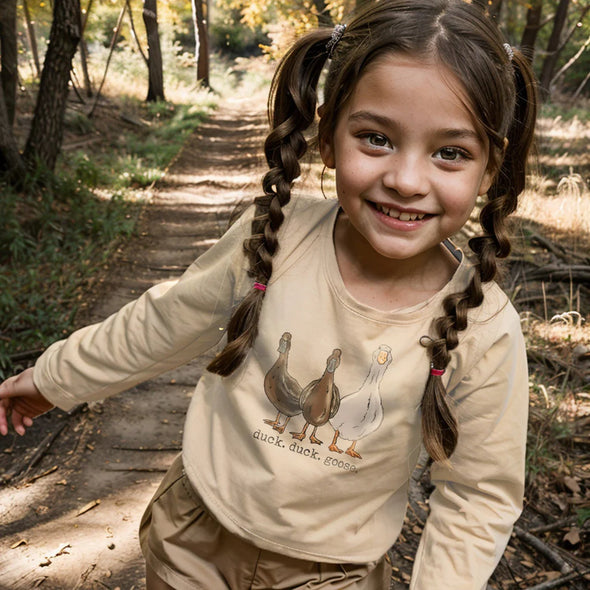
[[399, 212, 411, 221], [417, 213, 425, 220]]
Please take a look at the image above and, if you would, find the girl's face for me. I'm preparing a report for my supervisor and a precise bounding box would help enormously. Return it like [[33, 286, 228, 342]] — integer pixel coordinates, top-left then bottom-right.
[[321, 54, 494, 272]]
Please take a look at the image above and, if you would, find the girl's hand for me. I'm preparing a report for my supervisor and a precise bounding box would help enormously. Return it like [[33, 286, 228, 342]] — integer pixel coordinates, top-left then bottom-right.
[[0, 368, 54, 436]]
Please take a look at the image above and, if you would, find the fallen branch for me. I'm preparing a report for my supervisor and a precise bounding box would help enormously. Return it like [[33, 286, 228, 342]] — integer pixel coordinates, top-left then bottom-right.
[[524, 568, 590, 590], [111, 445, 181, 451], [104, 466, 168, 472], [1, 404, 86, 486], [527, 264, 590, 283], [529, 516, 578, 535], [513, 526, 573, 575]]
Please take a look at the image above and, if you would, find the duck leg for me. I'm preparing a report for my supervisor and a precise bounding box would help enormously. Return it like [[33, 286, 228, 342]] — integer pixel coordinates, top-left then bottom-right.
[[274, 416, 290, 434], [309, 426, 323, 445], [290, 422, 309, 441], [263, 412, 282, 429], [345, 441, 362, 459], [329, 430, 344, 454]]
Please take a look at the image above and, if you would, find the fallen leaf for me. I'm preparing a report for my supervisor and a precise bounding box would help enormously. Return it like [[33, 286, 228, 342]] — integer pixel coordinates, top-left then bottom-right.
[[564, 476, 581, 494], [76, 499, 101, 516], [563, 527, 581, 545], [53, 543, 71, 557], [10, 539, 28, 549], [55, 479, 68, 486]]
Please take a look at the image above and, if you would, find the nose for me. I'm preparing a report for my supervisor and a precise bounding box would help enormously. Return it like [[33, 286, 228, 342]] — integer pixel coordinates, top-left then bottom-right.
[[383, 153, 429, 198]]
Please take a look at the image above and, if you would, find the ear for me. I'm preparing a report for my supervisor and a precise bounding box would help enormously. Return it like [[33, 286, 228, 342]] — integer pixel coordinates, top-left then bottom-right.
[[319, 136, 335, 169], [477, 167, 494, 196], [317, 104, 336, 169]]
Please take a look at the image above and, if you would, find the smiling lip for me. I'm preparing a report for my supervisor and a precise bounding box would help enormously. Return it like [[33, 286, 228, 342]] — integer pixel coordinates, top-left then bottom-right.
[[372, 202, 432, 222]]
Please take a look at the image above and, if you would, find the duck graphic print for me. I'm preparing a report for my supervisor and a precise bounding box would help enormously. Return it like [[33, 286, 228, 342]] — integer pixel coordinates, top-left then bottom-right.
[[261, 332, 392, 462]]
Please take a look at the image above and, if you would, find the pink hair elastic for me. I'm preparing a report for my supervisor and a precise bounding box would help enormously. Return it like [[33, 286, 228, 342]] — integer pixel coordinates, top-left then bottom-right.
[[430, 367, 445, 377], [253, 282, 267, 292]]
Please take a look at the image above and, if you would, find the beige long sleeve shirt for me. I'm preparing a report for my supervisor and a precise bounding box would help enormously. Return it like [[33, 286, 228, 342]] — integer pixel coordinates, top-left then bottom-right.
[[34, 197, 529, 589]]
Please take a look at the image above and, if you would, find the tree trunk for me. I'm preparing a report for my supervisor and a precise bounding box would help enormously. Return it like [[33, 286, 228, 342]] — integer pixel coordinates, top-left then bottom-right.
[[22, 0, 41, 78], [192, 0, 209, 88], [0, 81, 26, 179], [79, 0, 95, 97], [23, 0, 82, 172], [0, 0, 18, 126], [539, 0, 571, 100], [520, 0, 543, 63], [143, 0, 165, 102]]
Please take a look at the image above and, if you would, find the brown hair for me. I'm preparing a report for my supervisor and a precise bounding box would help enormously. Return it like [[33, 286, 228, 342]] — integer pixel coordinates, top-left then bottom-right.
[[207, 0, 538, 463]]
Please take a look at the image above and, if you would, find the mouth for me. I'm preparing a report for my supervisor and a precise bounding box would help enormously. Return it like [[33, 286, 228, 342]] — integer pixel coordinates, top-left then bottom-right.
[[372, 202, 430, 221]]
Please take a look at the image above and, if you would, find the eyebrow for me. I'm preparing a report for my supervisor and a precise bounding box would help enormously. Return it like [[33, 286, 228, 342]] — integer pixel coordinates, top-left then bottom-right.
[[348, 110, 482, 142]]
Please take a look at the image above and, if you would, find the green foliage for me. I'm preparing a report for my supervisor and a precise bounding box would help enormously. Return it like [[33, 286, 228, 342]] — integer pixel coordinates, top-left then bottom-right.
[[577, 507, 590, 526], [0, 178, 137, 379]]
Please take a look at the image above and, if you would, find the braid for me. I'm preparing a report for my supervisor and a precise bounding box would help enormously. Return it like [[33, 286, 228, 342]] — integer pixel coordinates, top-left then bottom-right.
[[421, 47, 538, 464], [207, 31, 332, 376]]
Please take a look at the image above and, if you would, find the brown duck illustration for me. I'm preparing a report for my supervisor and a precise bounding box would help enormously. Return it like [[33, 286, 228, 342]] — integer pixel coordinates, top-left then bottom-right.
[[329, 345, 392, 459], [291, 349, 341, 445], [263, 332, 303, 433]]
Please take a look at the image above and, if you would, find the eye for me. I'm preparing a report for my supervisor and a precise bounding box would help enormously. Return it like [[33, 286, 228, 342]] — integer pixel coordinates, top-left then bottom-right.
[[360, 133, 392, 149], [436, 147, 470, 162]]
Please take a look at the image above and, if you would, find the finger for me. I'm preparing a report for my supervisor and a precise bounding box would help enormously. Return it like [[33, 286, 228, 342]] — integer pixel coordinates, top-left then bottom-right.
[[23, 416, 34, 427], [11, 409, 27, 436], [0, 400, 10, 436]]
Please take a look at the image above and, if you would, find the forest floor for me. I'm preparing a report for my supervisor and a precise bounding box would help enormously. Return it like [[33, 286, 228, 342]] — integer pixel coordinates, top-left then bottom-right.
[[0, 60, 589, 589]]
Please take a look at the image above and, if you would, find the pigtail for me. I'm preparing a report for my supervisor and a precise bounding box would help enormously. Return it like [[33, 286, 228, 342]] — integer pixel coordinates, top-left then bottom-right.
[[421, 46, 538, 464], [207, 31, 332, 376]]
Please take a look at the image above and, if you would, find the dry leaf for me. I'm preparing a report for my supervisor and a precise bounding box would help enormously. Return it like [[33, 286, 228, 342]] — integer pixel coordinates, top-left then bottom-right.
[[563, 476, 581, 494], [53, 543, 71, 557], [76, 499, 101, 516], [563, 527, 581, 545], [10, 539, 28, 549]]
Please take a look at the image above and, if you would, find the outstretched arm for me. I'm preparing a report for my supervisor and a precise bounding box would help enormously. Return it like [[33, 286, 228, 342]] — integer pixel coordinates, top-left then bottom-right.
[[0, 368, 54, 435]]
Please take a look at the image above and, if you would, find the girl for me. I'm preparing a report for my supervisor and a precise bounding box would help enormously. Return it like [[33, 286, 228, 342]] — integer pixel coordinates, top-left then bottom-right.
[[0, 1, 537, 588]]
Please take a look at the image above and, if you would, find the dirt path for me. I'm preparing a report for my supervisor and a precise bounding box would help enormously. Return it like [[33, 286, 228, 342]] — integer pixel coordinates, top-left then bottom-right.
[[0, 95, 268, 590]]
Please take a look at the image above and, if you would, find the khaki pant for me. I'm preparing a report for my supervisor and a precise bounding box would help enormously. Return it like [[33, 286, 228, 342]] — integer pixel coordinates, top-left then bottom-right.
[[139, 455, 390, 590]]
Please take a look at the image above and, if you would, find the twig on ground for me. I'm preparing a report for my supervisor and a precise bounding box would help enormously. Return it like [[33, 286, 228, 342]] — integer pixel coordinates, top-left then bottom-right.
[[104, 466, 168, 472], [111, 445, 181, 452], [523, 569, 590, 590], [513, 526, 573, 575], [528, 516, 578, 535]]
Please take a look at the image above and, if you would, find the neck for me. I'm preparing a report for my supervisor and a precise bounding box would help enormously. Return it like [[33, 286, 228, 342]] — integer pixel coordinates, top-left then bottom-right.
[[333, 213, 458, 311]]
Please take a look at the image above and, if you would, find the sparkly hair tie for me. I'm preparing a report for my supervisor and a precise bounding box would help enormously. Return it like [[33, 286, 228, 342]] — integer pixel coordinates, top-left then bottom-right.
[[503, 43, 514, 61], [430, 366, 445, 377], [253, 282, 267, 292], [326, 24, 346, 58]]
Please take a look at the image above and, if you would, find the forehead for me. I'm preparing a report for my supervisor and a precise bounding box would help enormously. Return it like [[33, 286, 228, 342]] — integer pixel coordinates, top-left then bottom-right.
[[342, 54, 480, 136]]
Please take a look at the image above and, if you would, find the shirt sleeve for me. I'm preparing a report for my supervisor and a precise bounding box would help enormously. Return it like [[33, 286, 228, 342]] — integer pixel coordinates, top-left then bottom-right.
[[33, 209, 253, 411], [410, 307, 529, 590]]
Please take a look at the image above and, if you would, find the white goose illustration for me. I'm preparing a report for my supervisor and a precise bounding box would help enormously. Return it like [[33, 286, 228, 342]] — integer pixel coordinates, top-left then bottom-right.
[[329, 345, 392, 459]]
